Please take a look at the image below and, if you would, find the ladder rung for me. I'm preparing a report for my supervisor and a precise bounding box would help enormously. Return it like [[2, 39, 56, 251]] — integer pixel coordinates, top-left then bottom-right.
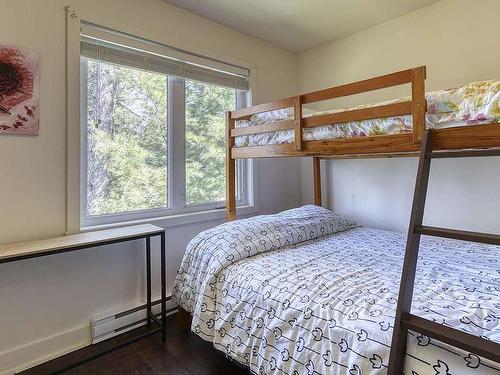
[[415, 226, 500, 245], [427, 149, 500, 158], [402, 314, 500, 363]]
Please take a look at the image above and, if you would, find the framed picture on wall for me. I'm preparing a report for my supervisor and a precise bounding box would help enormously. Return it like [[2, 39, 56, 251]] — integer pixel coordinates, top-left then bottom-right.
[[0, 46, 39, 136]]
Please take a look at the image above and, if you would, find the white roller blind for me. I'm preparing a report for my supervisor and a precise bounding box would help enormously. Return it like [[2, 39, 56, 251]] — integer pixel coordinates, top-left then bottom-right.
[[80, 23, 249, 91]]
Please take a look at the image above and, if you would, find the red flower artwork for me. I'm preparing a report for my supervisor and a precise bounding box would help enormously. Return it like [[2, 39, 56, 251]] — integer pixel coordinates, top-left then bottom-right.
[[0, 46, 39, 135]]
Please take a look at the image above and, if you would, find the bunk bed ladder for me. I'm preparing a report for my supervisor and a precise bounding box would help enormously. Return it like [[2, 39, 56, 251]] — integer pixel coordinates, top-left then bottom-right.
[[387, 129, 500, 374]]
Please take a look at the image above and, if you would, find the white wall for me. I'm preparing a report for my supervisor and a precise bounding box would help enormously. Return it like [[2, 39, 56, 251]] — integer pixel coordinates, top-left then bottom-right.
[[0, 0, 300, 372], [299, 0, 500, 233]]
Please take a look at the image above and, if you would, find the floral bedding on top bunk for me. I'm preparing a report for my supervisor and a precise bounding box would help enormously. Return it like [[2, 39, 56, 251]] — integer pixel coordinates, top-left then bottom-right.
[[234, 79, 500, 147]]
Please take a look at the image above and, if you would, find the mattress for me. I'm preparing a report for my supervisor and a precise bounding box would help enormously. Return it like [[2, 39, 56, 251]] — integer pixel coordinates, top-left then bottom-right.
[[173, 206, 500, 375], [235, 79, 500, 147]]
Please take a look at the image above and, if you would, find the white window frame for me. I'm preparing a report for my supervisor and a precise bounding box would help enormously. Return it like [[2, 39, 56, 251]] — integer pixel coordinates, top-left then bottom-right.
[[79, 57, 255, 229]]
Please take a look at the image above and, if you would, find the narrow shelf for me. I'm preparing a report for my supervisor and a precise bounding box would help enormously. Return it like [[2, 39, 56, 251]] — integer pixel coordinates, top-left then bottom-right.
[[0, 224, 164, 263]]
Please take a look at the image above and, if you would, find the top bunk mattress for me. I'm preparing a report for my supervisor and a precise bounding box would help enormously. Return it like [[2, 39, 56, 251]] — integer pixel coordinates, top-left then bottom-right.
[[235, 79, 500, 147]]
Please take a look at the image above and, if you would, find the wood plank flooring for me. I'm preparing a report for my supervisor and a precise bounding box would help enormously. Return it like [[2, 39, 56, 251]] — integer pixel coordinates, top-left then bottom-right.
[[21, 315, 248, 374]]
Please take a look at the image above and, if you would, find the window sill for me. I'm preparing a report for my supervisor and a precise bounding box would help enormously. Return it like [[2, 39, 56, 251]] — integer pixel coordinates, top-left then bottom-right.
[[79, 204, 259, 233]]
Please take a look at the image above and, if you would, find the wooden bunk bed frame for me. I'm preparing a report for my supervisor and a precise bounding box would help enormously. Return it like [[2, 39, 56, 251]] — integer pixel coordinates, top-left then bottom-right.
[[177, 66, 500, 374], [226, 65, 500, 219]]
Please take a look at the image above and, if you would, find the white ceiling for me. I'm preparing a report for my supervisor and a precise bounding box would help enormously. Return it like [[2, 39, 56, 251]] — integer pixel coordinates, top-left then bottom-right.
[[164, 0, 440, 52]]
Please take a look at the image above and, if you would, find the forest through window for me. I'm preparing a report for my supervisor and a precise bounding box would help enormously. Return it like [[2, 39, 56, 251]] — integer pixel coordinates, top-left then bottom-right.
[[82, 57, 246, 221]]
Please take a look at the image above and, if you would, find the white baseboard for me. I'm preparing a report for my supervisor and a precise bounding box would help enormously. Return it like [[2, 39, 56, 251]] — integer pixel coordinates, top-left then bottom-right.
[[0, 325, 90, 375], [92, 297, 177, 343], [0, 297, 177, 374]]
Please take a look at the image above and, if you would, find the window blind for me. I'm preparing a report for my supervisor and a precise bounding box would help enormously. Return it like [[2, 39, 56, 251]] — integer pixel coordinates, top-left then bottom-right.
[[80, 23, 250, 91]]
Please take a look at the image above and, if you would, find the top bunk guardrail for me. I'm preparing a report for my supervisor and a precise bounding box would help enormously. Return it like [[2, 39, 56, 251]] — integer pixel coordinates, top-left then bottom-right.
[[228, 66, 426, 158], [227, 66, 500, 159]]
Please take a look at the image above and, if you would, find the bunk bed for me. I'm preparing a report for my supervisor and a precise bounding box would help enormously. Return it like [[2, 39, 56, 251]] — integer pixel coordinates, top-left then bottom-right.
[[173, 66, 500, 375]]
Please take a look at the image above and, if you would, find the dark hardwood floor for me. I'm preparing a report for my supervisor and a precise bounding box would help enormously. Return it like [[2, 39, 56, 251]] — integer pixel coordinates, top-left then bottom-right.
[[21, 315, 249, 374]]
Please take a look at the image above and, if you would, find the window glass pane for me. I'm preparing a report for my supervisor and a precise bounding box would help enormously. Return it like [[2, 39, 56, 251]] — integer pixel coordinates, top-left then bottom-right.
[[185, 80, 236, 205], [85, 59, 168, 216]]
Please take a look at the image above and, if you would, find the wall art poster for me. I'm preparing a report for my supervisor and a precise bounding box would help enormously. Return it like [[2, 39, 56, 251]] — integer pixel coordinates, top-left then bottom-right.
[[0, 46, 39, 135]]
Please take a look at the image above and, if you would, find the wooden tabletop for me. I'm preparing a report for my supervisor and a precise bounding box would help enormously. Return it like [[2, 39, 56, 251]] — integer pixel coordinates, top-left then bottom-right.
[[0, 224, 164, 263]]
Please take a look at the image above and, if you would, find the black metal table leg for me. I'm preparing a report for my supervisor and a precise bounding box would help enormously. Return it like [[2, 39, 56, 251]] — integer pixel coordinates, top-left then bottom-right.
[[160, 231, 167, 342], [146, 236, 152, 326]]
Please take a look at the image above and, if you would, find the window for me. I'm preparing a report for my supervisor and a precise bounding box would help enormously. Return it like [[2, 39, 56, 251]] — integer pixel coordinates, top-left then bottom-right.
[[80, 25, 252, 226], [185, 79, 234, 205], [84, 59, 168, 216]]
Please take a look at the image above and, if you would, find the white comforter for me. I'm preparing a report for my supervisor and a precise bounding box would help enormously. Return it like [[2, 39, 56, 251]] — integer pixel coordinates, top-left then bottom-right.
[[173, 206, 500, 375]]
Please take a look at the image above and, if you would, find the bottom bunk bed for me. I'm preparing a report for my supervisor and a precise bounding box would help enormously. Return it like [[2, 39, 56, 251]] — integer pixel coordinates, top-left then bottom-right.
[[173, 205, 500, 375]]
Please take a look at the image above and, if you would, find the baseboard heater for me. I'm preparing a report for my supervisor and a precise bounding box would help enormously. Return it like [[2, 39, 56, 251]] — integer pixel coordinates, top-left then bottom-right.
[[91, 296, 178, 344]]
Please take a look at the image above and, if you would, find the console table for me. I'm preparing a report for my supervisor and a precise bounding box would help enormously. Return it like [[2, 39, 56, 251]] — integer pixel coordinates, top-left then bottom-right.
[[0, 224, 166, 369]]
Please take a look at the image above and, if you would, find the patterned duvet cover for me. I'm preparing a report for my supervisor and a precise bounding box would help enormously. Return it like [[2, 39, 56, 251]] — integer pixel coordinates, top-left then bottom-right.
[[234, 79, 500, 147], [173, 206, 500, 375]]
